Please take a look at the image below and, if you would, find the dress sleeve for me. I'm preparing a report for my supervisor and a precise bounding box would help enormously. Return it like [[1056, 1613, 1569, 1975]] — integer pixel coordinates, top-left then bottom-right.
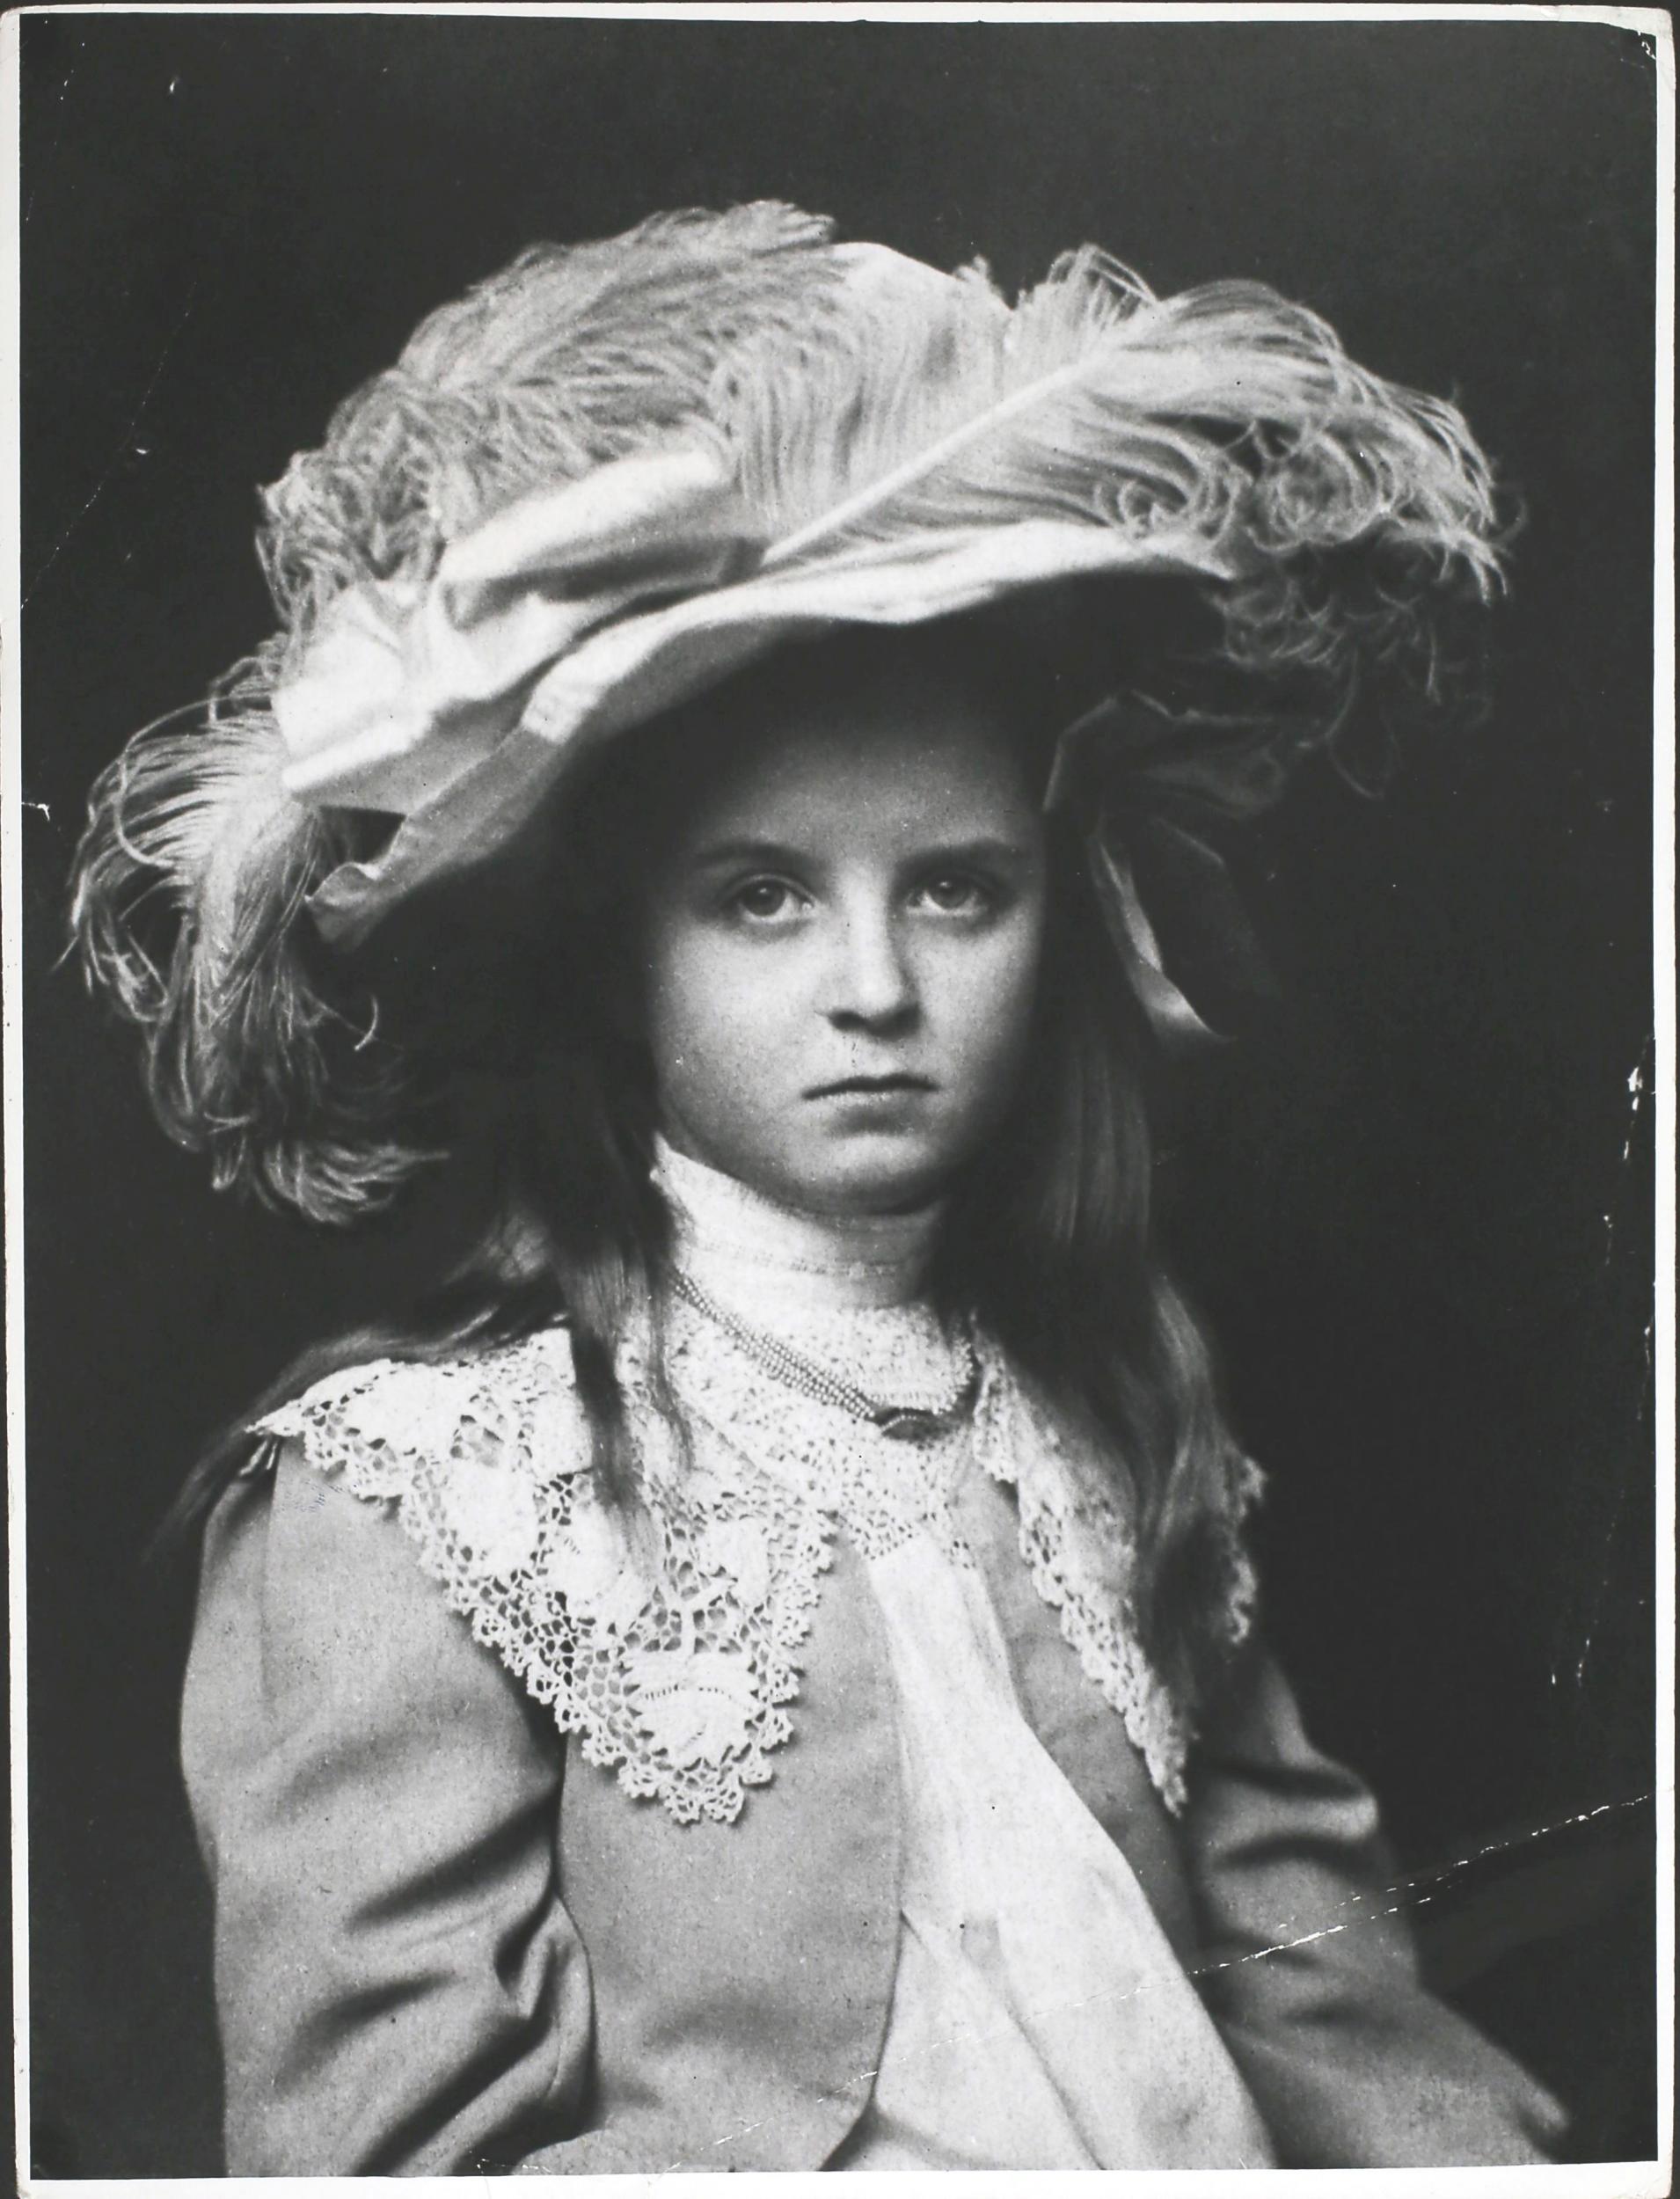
[[181, 1444, 592, 2175], [1181, 1641, 1569, 2168]]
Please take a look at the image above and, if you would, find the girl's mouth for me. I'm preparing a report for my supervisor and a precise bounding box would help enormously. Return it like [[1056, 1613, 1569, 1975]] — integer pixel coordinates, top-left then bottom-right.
[[805, 1074, 936, 1099]]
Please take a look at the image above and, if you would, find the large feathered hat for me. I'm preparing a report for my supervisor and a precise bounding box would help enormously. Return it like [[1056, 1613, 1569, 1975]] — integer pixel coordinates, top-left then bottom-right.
[[72, 201, 1501, 1222]]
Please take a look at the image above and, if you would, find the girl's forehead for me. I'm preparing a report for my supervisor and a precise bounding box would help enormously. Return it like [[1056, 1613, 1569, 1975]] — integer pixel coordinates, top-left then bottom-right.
[[682, 654, 1037, 800], [672, 699, 1041, 849]]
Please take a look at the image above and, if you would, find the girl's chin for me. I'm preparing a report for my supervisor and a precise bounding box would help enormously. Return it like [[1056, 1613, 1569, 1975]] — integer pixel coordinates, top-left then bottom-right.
[[658, 1114, 968, 1217], [773, 1138, 961, 1218]]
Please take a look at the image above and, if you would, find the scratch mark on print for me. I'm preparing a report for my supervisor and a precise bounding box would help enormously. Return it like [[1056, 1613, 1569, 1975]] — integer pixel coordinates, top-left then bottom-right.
[[1602, 1037, 1654, 1265], [1622, 1041, 1651, 1165], [1192, 1790, 1653, 1984]]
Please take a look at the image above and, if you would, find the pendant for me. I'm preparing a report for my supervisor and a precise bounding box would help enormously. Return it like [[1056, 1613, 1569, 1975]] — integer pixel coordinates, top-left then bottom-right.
[[874, 1406, 941, 1442]]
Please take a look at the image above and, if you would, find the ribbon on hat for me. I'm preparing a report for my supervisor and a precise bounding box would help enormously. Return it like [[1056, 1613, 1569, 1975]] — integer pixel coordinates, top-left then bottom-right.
[[273, 445, 761, 816], [1046, 692, 1293, 1048]]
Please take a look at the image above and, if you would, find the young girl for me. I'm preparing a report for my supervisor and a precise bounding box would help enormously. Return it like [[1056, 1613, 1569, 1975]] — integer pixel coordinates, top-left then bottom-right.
[[73, 203, 1567, 2174]]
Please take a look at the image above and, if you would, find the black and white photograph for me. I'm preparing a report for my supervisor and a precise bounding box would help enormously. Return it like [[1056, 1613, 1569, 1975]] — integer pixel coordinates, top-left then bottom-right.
[[6, 6, 1672, 2185]]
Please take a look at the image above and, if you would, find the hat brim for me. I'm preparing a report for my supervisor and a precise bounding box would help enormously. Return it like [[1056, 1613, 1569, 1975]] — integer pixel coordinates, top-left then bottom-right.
[[304, 515, 1238, 946]]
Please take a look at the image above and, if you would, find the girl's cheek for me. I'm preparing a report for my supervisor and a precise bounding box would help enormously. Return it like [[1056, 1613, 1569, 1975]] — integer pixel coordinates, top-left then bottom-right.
[[658, 935, 814, 1066], [961, 917, 1043, 1019], [934, 950, 1037, 1078]]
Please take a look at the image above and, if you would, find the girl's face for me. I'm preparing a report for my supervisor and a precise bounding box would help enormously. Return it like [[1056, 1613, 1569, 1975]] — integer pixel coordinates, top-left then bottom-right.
[[642, 652, 1048, 1216]]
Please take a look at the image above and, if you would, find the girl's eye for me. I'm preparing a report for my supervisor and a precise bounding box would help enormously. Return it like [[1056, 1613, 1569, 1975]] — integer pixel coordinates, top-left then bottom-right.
[[913, 873, 994, 917], [726, 878, 806, 924]]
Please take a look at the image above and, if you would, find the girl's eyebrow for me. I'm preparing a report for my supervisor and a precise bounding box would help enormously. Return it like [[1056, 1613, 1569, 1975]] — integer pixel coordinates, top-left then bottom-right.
[[685, 834, 1038, 872], [686, 837, 810, 873], [914, 835, 1039, 868]]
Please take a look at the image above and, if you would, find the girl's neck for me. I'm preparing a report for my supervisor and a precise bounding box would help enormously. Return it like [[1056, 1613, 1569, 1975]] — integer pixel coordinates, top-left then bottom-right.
[[651, 1137, 944, 1314]]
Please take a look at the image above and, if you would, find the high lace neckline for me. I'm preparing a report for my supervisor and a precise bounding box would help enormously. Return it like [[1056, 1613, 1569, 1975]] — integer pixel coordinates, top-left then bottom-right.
[[651, 1137, 945, 1316]]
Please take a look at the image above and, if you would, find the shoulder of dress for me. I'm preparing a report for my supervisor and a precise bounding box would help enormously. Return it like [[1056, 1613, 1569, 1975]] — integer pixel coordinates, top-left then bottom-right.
[[252, 1325, 593, 1503]]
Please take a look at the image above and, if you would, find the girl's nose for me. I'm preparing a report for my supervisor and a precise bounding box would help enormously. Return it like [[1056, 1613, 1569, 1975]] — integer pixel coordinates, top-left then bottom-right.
[[825, 907, 917, 1030]]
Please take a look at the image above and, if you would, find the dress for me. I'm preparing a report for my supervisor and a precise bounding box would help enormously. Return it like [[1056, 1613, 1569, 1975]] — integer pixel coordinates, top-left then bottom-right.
[[179, 1143, 1567, 2173]]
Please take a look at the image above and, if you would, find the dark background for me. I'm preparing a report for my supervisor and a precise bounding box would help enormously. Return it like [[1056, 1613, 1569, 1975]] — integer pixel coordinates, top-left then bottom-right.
[[18, 13, 1659, 2177]]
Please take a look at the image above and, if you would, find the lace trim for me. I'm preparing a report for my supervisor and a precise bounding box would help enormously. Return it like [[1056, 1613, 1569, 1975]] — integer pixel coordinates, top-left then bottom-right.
[[255, 1330, 829, 1825], [688, 1294, 973, 1409], [253, 1324, 1260, 1825], [970, 1362, 1263, 1815]]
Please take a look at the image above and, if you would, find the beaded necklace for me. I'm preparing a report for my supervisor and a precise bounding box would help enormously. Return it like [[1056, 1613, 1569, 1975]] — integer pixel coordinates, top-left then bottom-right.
[[670, 1268, 977, 1442]]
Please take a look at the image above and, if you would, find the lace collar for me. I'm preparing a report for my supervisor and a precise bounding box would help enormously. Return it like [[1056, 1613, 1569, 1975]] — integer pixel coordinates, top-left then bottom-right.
[[253, 1319, 1240, 1826]]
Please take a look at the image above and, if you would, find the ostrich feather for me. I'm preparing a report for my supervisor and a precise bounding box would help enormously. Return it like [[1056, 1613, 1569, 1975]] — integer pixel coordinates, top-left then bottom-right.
[[730, 245, 1499, 665], [70, 656, 424, 1221], [259, 203, 843, 644]]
